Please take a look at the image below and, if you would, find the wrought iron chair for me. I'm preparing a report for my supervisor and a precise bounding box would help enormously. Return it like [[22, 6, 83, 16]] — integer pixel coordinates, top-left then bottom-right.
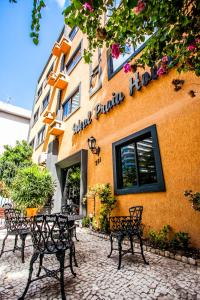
[[19, 214, 77, 300], [108, 206, 148, 269], [61, 203, 80, 241], [0, 208, 30, 263]]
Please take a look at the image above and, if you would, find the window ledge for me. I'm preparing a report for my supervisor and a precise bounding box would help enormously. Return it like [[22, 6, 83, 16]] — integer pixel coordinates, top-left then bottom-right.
[[89, 83, 102, 98], [115, 183, 166, 195]]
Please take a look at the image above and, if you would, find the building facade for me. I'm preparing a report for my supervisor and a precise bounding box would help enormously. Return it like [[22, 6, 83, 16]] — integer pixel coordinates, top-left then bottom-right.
[[28, 26, 200, 247], [0, 101, 31, 154]]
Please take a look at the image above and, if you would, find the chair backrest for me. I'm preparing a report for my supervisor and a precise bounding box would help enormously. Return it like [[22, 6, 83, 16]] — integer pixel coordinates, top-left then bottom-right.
[[129, 206, 143, 226], [4, 208, 23, 232], [31, 214, 72, 253]]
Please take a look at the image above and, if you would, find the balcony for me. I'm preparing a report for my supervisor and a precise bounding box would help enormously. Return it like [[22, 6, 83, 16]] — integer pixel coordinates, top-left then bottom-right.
[[49, 120, 64, 136], [60, 38, 71, 54], [52, 42, 61, 57], [43, 111, 56, 124], [54, 72, 69, 90], [47, 71, 57, 86]]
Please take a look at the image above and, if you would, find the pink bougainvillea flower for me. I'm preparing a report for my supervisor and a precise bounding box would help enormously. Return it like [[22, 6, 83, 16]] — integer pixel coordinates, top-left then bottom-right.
[[187, 44, 196, 51], [162, 56, 168, 63], [195, 38, 200, 44], [157, 65, 167, 76], [182, 32, 188, 39], [83, 2, 94, 12], [133, 0, 146, 15], [111, 43, 121, 59], [123, 63, 132, 73]]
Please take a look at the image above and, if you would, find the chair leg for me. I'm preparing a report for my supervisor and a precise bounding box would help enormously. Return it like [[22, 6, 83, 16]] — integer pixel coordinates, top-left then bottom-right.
[[18, 252, 39, 300], [117, 238, 122, 270], [37, 253, 44, 277], [73, 243, 78, 267], [0, 233, 8, 258], [69, 247, 76, 277], [20, 234, 27, 263], [107, 235, 113, 258], [56, 251, 66, 300], [130, 235, 134, 255], [74, 227, 79, 242], [13, 235, 18, 252], [138, 235, 149, 265]]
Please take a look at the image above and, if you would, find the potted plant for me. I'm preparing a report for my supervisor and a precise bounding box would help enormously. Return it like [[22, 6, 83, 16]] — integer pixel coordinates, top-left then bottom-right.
[[11, 164, 55, 217], [184, 190, 200, 211]]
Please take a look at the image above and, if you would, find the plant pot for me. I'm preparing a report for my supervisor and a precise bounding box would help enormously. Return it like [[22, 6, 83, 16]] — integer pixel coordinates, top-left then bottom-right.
[[26, 208, 38, 218]]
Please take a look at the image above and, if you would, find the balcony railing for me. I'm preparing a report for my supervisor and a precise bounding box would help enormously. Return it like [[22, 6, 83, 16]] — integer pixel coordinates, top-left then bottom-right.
[[49, 120, 64, 136], [43, 111, 56, 124], [52, 42, 61, 57], [54, 72, 69, 90], [52, 38, 71, 57], [47, 71, 57, 86], [60, 38, 71, 54]]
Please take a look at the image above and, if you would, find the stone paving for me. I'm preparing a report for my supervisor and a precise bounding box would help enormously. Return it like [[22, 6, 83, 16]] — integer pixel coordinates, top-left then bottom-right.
[[0, 227, 200, 300]]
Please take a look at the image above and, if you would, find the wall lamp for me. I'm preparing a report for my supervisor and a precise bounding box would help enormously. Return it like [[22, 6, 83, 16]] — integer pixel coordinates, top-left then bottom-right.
[[87, 136, 100, 156]]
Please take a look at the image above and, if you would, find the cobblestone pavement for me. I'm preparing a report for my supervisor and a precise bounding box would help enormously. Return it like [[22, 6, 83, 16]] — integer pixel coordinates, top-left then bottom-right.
[[0, 228, 200, 300]]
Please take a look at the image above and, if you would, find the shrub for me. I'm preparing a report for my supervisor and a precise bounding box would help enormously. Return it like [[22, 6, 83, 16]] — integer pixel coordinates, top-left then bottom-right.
[[170, 232, 190, 251], [82, 216, 90, 227], [148, 225, 171, 250], [11, 164, 55, 210]]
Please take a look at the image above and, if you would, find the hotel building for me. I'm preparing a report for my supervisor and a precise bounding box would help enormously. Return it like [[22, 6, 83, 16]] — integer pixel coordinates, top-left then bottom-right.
[[28, 25, 200, 247]]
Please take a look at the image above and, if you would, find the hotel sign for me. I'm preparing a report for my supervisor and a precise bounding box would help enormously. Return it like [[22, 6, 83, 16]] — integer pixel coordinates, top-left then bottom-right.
[[72, 66, 158, 134]]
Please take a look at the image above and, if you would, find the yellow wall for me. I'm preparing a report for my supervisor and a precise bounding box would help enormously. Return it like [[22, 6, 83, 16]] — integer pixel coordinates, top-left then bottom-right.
[[29, 28, 200, 247]]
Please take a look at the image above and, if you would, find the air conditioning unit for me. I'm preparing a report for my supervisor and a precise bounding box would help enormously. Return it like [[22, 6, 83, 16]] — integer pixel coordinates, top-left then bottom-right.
[[38, 152, 47, 166]]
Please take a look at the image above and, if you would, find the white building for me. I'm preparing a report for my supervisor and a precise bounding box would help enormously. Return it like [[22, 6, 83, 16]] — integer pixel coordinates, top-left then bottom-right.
[[0, 101, 31, 154]]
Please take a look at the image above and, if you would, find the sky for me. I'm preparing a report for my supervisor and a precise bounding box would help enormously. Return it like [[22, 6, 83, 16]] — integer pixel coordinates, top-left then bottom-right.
[[0, 0, 68, 111]]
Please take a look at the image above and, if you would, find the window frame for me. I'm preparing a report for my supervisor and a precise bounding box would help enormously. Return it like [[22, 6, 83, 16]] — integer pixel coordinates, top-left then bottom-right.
[[32, 108, 39, 127], [36, 125, 46, 149], [41, 91, 50, 114], [69, 26, 79, 41], [65, 41, 82, 75], [107, 37, 150, 81], [29, 137, 35, 150], [89, 48, 102, 98], [62, 83, 81, 121], [112, 125, 165, 195]]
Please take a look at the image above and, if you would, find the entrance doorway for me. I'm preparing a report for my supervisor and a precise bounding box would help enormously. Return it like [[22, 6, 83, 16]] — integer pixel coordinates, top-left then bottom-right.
[[62, 164, 80, 211]]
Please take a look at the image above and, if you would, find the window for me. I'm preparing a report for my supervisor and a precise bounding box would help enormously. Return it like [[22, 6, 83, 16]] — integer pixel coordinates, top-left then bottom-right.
[[56, 90, 62, 117], [66, 43, 82, 74], [107, 36, 150, 79], [113, 125, 165, 194], [63, 86, 80, 119], [33, 108, 39, 126], [37, 126, 45, 147], [36, 85, 43, 100], [41, 92, 50, 112], [89, 48, 102, 96], [29, 138, 35, 149], [60, 54, 66, 72], [69, 26, 78, 41]]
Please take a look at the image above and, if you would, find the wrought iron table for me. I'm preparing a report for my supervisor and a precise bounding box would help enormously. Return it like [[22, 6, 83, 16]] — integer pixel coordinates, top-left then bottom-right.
[[108, 206, 149, 269]]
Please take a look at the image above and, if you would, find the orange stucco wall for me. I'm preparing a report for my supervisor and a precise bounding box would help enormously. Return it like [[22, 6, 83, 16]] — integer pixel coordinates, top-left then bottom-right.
[[29, 28, 200, 247]]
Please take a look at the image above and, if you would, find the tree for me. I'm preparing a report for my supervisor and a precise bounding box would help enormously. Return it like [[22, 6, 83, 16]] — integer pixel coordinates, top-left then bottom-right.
[[0, 140, 33, 196], [9, 1, 200, 76], [11, 164, 55, 209]]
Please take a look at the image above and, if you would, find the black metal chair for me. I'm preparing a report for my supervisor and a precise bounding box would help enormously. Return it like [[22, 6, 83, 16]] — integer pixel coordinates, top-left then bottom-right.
[[61, 203, 80, 241], [0, 208, 30, 263], [108, 206, 148, 269], [19, 214, 77, 300]]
